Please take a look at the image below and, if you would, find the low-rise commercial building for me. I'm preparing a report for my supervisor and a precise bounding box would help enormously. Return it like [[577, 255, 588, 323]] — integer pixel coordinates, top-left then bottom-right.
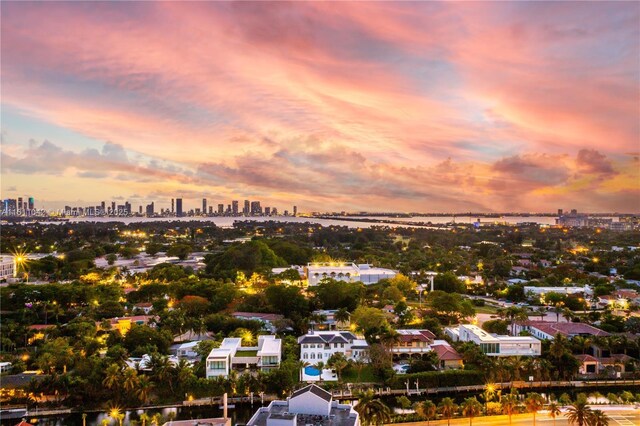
[[446, 324, 541, 357]]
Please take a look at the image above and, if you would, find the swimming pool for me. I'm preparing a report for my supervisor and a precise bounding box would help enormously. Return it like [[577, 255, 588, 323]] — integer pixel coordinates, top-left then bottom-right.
[[304, 366, 321, 376]]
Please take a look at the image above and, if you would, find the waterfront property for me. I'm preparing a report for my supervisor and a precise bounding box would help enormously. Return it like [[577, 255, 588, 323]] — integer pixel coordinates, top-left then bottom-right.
[[206, 335, 282, 378], [298, 331, 368, 362], [246, 384, 360, 426], [446, 324, 541, 356], [430, 340, 464, 369]]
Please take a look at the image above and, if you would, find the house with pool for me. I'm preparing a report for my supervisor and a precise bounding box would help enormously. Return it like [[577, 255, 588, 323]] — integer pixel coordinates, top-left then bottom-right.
[[298, 331, 368, 381], [206, 335, 282, 378]]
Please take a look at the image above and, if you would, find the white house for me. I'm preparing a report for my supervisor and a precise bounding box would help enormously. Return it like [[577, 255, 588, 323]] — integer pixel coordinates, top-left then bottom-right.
[[305, 263, 396, 286], [206, 335, 282, 378], [246, 384, 360, 426], [0, 255, 15, 280], [298, 331, 368, 362], [524, 285, 593, 297], [446, 324, 541, 357], [514, 321, 610, 340]]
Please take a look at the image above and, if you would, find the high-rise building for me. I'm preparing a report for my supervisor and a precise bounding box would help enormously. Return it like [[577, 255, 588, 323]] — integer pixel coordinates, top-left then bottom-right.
[[232, 200, 239, 215], [5, 199, 17, 215], [293, 205, 297, 216], [558, 209, 563, 216], [176, 198, 183, 217], [243, 200, 250, 215], [146, 202, 155, 216], [250, 201, 262, 215], [217, 204, 224, 214], [17, 197, 23, 214], [208, 206, 213, 214], [202, 198, 207, 215], [111, 201, 116, 215], [125, 201, 132, 215], [28, 197, 35, 211], [265, 207, 271, 216], [272, 207, 278, 216], [171, 198, 175, 214], [100, 201, 105, 215]]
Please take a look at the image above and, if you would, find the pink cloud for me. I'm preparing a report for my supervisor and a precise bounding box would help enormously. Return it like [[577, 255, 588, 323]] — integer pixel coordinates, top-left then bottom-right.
[[1, 2, 638, 212]]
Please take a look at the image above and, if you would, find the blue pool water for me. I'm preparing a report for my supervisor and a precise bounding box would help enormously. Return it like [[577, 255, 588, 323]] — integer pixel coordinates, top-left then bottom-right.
[[304, 366, 321, 376]]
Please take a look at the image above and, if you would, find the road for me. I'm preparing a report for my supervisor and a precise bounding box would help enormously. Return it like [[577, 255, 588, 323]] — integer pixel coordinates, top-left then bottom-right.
[[392, 406, 640, 426]]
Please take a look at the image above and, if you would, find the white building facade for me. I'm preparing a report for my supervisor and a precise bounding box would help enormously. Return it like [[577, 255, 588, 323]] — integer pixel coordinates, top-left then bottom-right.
[[446, 324, 541, 357], [206, 335, 282, 378], [305, 263, 396, 286], [298, 331, 368, 362]]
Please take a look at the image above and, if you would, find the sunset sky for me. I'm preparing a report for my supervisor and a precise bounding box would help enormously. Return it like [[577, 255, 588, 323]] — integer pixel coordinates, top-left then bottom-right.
[[1, 1, 639, 213]]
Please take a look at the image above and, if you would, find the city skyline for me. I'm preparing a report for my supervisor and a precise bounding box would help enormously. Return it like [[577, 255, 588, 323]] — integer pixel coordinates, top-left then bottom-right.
[[1, 2, 639, 213]]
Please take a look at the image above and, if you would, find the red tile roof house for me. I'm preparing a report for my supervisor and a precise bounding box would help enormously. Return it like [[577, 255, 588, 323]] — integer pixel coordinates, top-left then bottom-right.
[[390, 329, 435, 357], [515, 321, 610, 340], [430, 342, 464, 369], [576, 354, 636, 375]]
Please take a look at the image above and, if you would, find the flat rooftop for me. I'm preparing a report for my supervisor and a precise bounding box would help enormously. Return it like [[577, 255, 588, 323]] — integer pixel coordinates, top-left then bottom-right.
[[248, 402, 357, 426]]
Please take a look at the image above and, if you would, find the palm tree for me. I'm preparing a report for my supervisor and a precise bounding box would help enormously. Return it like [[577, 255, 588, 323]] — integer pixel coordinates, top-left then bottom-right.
[[353, 389, 392, 426], [334, 308, 350, 328], [315, 361, 325, 382], [439, 397, 458, 426], [590, 409, 609, 426], [565, 400, 594, 426], [415, 400, 437, 426], [550, 334, 570, 361], [136, 375, 154, 405], [525, 392, 545, 426], [461, 397, 482, 426], [103, 364, 121, 392], [139, 413, 150, 426], [508, 356, 525, 381], [151, 413, 163, 426], [548, 402, 561, 426], [123, 368, 139, 394], [327, 353, 349, 383], [501, 393, 519, 425], [352, 359, 366, 383]]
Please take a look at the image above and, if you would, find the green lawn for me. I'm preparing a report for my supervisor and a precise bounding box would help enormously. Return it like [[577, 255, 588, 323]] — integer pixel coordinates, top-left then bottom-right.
[[342, 365, 378, 383], [473, 305, 499, 314], [235, 350, 258, 357]]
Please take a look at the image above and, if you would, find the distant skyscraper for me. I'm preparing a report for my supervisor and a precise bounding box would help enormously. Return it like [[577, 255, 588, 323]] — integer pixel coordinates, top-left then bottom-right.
[[250, 201, 262, 215], [232, 200, 239, 215], [111, 201, 116, 214], [17, 197, 22, 214], [171, 198, 175, 213], [100, 201, 105, 214], [217, 204, 224, 214], [202, 198, 207, 215], [558, 209, 563, 216], [265, 207, 271, 216], [146, 202, 155, 216], [125, 202, 132, 215], [244, 200, 250, 215], [293, 205, 297, 216], [208, 206, 213, 214], [28, 197, 35, 211], [176, 198, 183, 217]]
